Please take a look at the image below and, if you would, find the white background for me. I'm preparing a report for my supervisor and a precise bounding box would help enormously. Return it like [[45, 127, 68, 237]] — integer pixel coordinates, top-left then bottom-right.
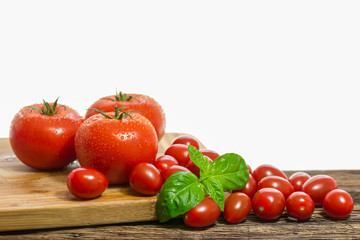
[[1, 1, 359, 171]]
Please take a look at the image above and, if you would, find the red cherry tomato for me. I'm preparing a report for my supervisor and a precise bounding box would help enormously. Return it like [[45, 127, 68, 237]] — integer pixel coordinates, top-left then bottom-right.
[[247, 164, 252, 174], [289, 172, 311, 192], [9, 99, 83, 170], [224, 192, 252, 224], [199, 149, 220, 160], [183, 196, 221, 228], [67, 167, 108, 199], [252, 188, 285, 220], [258, 176, 294, 199], [185, 156, 213, 178], [172, 135, 200, 150], [129, 163, 163, 195], [286, 192, 315, 220], [252, 164, 287, 182], [164, 144, 190, 166], [233, 174, 257, 199], [302, 175, 337, 206], [323, 189, 353, 219], [153, 155, 178, 173], [162, 165, 191, 182]]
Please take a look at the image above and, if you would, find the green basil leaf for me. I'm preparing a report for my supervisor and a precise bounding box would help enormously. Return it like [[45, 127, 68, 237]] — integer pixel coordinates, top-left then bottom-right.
[[202, 177, 225, 211], [188, 145, 212, 179], [207, 153, 249, 191], [156, 171, 205, 223]]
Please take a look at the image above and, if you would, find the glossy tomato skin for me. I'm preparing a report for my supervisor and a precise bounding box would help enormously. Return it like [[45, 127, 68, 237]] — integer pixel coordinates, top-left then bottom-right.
[[185, 156, 213, 178], [233, 174, 257, 199], [172, 135, 200, 150], [289, 172, 311, 192], [199, 149, 220, 160], [224, 192, 252, 224], [252, 188, 285, 220], [252, 164, 287, 182], [258, 176, 294, 199], [164, 144, 190, 167], [67, 167, 108, 199], [302, 175, 337, 206], [323, 189, 353, 219], [9, 103, 83, 170], [129, 163, 162, 195], [286, 192, 315, 220], [161, 165, 190, 182], [183, 196, 221, 228], [75, 112, 158, 184], [153, 155, 178, 173], [85, 93, 166, 140]]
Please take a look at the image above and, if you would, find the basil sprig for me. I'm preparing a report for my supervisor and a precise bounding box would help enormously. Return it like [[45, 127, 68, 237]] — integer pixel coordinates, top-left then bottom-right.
[[156, 145, 249, 223]]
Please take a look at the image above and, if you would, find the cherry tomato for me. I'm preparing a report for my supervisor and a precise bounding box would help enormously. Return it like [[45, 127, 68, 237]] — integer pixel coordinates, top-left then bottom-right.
[[153, 155, 178, 173], [9, 99, 83, 170], [75, 109, 158, 184], [224, 192, 252, 224], [247, 164, 252, 174], [129, 163, 163, 195], [252, 188, 285, 220], [302, 175, 337, 206], [172, 135, 200, 150], [258, 176, 294, 199], [164, 144, 190, 166], [199, 149, 220, 160], [67, 167, 108, 199], [183, 196, 221, 228], [85, 91, 166, 140], [286, 192, 315, 220], [289, 172, 311, 192], [233, 174, 257, 199], [323, 189, 353, 219], [185, 156, 213, 178], [162, 165, 191, 182], [252, 164, 287, 182]]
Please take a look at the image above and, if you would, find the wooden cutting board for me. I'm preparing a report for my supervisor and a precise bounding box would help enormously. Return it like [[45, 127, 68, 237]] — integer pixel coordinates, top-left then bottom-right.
[[0, 133, 205, 232]]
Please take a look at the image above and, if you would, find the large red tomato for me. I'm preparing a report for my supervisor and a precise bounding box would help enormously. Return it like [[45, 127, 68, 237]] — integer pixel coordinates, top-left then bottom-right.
[[9, 99, 83, 170], [85, 91, 166, 140], [75, 108, 158, 184]]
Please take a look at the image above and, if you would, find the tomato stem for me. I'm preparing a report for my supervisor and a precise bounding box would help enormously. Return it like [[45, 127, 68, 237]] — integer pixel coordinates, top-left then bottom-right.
[[28, 97, 65, 116], [87, 106, 134, 120]]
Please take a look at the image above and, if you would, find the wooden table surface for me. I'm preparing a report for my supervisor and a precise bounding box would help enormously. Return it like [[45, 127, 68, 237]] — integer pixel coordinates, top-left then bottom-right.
[[0, 137, 359, 239]]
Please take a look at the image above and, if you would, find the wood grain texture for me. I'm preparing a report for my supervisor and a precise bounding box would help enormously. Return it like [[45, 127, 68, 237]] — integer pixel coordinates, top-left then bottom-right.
[[0, 133, 204, 232], [1, 138, 359, 239]]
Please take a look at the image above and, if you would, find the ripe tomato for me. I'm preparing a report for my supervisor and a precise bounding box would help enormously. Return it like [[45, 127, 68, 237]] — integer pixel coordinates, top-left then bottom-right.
[[183, 196, 221, 228], [85, 91, 166, 140], [129, 163, 162, 195], [9, 99, 83, 170], [172, 135, 200, 150], [252, 188, 285, 220], [286, 192, 315, 221], [289, 172, 311, 192], [67, 167, 108, 199], [258, 176, 294, 199], [153, 155, 178, 173], [164, 144, 190, 167], [199, 149, 220, 160], [252, 164, 288, 182], [302, 175, 337, 206], [224, 192, 252, 224], [75, 109, 158, 184], [185, 156, 213, 178], [161, 165, 191, 182], [233, 173, 257, 199], [323, 189, 353, 219]]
